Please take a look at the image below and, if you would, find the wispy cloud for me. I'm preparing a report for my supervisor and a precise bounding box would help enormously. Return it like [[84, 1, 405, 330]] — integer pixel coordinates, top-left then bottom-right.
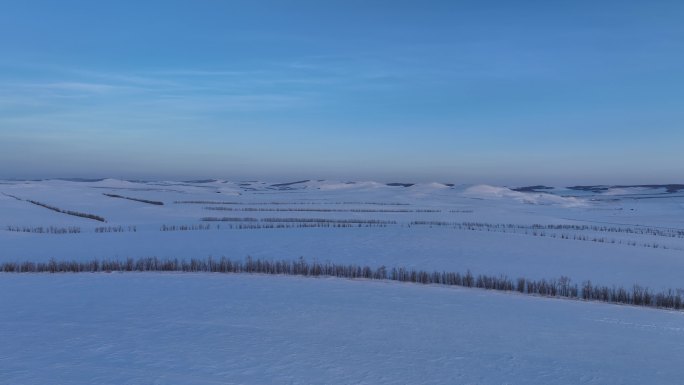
[[135, 92, 311, 114], [67, 69, 179, 87], [0, 54, 416, 127], [149, 69, 255, 77], [30, 82, 127, 93]]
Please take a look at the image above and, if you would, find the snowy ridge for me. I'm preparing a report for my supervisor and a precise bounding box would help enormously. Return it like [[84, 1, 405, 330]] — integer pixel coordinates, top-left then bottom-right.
[[464, 184, 588, 207]]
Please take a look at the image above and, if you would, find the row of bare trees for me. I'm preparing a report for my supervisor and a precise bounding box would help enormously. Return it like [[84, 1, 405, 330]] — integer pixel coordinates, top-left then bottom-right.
[[6, 225, 81, 234], [2, 256, 682, 311], [103, 193, 164, 206], [25, 199, 106, 222], [204, 207, 438, 213]]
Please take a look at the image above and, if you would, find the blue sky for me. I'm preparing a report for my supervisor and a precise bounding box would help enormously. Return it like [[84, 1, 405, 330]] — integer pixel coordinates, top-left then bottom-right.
[[1, 0, 683, 184]]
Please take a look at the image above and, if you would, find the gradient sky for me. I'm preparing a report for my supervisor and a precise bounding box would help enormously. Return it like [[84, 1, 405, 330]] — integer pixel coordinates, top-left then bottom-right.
[[1, 0, 683, 184]]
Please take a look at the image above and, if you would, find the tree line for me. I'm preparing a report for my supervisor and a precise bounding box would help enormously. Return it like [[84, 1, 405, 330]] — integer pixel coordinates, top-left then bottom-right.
[[6, 225, 81, 234], [204, 207, 439, 213], [175, 200, 410, 206], [201, 217, 396, 225], [102, 193, 164, 206], [25, 199, 106, 222], [1, 193, 106, 222], [1, 256, 682, 311], [410, 221, 684, 238]]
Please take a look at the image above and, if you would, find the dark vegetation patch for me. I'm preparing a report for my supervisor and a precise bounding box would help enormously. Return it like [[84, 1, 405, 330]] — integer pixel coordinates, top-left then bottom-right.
[[6, 225, 81, 234], [201, 217, 259, 222], [160, 224, 212, 231], [628, 194, 684, 200], [256, 217, 395, 225], [5, 225, 138, 234], [568, 185, 612, 193], [512, 185, 555, 193], [158, 222, 391, 230], [175, 200, 410, 206], [409, 222, 684, 237], [218, 223, 383, 229], [204, 207, 439, 213], [5, 194, 106, 222], [182, 179, 217, 183], [25, 200, 106, 222], [175, 200, 242, 205], [256, 191, 310, 194], [568, 184, 684, 194], [95, 226, 137, 233], [201, 217, 396, 226], [590, 195, 684, 201], [3, 256, 683, 311], [271, 180, 310, 187], [1, 192, 22, 200], [55, 178, 106, 182], [103, 193, 164, 206], [409, 221, 682, 250], [337, 201, 411, 206], [91, 186, 184, 193]]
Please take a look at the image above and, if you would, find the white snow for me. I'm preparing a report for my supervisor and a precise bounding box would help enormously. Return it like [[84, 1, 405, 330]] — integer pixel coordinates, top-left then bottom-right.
[[2, 179, 684, 384], [316, 181, 386, 191], [2, 273, 684, 385], [463, 184, 587, 207], [2, 179, 683, 288]]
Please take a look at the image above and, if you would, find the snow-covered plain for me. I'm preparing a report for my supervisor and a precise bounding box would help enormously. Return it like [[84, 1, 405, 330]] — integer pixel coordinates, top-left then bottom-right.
[[1, 179, 684, 383], [2, 273, 684, 385], [2, 179, 684, 289]]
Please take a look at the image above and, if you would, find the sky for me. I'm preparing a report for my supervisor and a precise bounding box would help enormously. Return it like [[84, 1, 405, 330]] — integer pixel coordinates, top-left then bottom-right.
[[1, 0, 683, 184]]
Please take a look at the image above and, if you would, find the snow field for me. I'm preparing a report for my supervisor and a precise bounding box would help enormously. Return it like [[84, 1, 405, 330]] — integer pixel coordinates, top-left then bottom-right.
[[1, 273, 684, 385]]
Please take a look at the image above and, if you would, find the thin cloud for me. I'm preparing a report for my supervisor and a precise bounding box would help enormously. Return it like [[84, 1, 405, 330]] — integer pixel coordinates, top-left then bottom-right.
[[25, 82, 133, 94], [150, 69, 256, 77]]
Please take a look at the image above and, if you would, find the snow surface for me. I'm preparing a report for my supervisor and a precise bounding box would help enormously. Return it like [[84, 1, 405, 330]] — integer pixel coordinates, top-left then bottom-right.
[[2, 273, 684, 385], [2, 179, 684, 384], [463, 184, 587, 207], [2, 179, 683, 289]]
